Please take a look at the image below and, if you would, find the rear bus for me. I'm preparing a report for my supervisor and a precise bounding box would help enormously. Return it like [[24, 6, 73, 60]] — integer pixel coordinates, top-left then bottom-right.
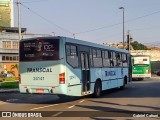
[[132, 55, 151, 80], [19, 37, 67, 95]]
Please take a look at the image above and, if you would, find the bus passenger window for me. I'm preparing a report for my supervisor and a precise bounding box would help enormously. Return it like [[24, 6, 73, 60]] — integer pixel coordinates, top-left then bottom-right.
[[66, 45, 70, 55], [92, 49, 102, 67], [102, 50, 110, 67], [122, 54, 128, 67], [71, 45, 77, 56], [116, 53, 122, 67], [110, 52, 116, 67], [89, 49, 93, 67], [66, 45, 79, 68], [92, 49, 96, 58]]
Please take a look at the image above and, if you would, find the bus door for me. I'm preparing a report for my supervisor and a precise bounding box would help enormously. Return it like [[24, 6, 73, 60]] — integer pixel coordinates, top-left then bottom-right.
[[80, 52, 90, 94]]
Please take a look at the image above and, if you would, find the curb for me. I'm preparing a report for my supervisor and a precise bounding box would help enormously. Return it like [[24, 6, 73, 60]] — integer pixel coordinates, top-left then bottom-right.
[[0, 88, 19, 93]]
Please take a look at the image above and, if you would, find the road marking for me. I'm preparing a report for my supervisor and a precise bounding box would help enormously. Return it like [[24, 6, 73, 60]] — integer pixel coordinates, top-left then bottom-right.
[[52, 112, 63, 117], [79, 100, 85, 103], [68, 105, 75, 109], [30, 104, 58, 110], [6, 99, 19, 102]]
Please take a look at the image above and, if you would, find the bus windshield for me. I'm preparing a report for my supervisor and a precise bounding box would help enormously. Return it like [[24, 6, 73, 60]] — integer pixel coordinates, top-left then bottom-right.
[[133, 57, 149, 65], [20, 39, 59, 61]]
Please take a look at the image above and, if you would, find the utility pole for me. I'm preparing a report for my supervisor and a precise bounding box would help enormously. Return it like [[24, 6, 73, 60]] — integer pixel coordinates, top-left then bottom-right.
[[17, 0, 22, 40], [119, 7, 125, 49], [127, 30, 131, 52]]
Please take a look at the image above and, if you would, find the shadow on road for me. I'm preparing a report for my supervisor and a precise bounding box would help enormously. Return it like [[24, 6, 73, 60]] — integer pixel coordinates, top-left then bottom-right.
[[0, 93, 83, 104], [89, 100, 160, 111], [76, 104, 160, 119], [99, 79, 160, 98]]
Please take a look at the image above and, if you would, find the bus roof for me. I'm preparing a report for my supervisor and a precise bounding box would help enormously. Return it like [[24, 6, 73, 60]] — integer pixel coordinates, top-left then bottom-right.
[[21, 36, 130, 54]]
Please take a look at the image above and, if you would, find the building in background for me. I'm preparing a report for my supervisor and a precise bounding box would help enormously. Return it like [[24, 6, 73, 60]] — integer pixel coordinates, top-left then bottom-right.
[[0, 0, 14, 28], [0, 1, 52, 78], [103, 42, 134, 50], [0, 28, 51, 77]]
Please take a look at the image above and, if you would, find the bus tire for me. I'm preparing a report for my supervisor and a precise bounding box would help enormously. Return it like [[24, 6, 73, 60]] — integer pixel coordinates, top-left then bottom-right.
[[120, 77, 126, 90], [94, 80, 102, 98]]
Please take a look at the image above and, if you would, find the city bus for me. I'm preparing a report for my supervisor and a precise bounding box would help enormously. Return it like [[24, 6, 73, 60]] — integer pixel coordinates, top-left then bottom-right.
[[132, 55, 151, 80], [19, 36, 132, 97]]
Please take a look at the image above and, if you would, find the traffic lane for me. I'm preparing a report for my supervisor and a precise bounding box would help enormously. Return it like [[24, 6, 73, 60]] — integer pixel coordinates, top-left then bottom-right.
[[0, 93, 61, 111], [72, 78, 160, 111], [52, 78, 160, 112], [0, 79, 156, 103], [0, 78, 160, 111], [0, 93, 59, 104], [29, 99, 86, 111], [0, 92, 85, 111], [27, 78, 160, 112], [0, 78, 160, 119], [0, 77, 159, 104], [105, 77, 160, 98], [51, 78, 160, 118]]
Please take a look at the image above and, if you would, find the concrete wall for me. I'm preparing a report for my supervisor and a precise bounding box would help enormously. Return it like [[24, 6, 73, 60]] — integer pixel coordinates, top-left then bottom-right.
[[151, 61, 160, 73], [131, 50, 160, 61]]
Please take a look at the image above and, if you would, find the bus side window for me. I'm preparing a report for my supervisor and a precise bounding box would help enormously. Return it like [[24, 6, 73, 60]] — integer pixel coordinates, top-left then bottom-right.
[[89, 48, 93, 67], [66, 45, 79, 68], [116, 53, 122, 67], [111, 52, 117, 67], [110, 52, 114, 67], [66, 45, 70, 55], [92, 49, 96, 58], [122, 54, 128, 67], [93, 49, 102, 67], [71, 45, 77, 56], [102, 50, 110, 67]]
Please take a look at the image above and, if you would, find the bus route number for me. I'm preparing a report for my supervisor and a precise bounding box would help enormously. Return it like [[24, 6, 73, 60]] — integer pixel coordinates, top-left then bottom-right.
[[33, 77, 44, 80]]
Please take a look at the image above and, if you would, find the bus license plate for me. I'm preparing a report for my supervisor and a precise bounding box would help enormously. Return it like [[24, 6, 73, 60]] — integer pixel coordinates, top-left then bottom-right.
[[36, 89, 44, 93]]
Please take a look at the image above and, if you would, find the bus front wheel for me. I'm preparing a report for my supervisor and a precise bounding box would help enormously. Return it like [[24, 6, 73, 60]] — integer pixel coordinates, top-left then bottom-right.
[[94, 80, 102, 98]]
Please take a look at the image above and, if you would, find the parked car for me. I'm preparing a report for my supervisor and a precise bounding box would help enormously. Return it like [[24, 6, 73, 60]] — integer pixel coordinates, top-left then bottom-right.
[[154, 70, 160, 76], [157, 71, 160, 76]]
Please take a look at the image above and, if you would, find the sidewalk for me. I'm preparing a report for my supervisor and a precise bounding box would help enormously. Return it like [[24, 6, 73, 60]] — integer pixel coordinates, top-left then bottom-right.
[[151, 74, 160, 79], [0, 88, 19, 93]]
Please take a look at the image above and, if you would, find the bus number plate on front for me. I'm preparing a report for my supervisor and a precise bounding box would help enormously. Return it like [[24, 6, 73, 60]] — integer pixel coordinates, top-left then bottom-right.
[[36, 89, 44, 93]]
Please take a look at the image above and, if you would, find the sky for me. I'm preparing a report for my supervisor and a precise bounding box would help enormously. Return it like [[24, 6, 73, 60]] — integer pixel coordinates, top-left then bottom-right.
[[13, 0, 160, 44]]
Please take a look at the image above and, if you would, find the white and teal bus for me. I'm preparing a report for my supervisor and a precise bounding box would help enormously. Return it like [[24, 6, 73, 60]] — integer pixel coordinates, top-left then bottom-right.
[[19, 36, 132, 97]]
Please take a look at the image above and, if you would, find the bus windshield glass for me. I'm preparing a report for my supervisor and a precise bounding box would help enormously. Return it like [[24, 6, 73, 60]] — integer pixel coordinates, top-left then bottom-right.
[[133, 57, 149, 65], [20, 39, 59, 61]]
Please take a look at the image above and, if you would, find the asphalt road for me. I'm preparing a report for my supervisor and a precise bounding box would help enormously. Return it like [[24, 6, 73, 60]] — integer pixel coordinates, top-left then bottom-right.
[[0, 77, 160, 120]]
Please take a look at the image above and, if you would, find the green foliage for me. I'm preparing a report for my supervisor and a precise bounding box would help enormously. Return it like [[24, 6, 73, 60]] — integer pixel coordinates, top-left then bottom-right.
[[0, 77, 18, 81], [131, 41, 148, 50], [0, 81, 19, 88]]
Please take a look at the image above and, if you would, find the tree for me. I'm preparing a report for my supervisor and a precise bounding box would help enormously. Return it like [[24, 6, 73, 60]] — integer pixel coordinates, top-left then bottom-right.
[[131, 41, 148, 50]]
